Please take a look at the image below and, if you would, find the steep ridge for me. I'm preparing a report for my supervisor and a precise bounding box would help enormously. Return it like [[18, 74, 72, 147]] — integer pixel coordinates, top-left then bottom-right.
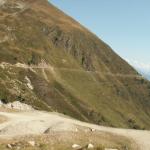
[[0, 0, 150, 129]]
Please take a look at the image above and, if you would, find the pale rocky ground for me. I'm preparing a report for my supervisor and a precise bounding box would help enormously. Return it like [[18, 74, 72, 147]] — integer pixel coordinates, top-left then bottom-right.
[[0, 101, 34, 111], [0, 0, 6, 6], [0, 102, 149, 150]]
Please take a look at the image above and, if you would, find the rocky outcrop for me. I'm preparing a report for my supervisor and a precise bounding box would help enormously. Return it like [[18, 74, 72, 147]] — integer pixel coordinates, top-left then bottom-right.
[[0, 100, 34, 111]]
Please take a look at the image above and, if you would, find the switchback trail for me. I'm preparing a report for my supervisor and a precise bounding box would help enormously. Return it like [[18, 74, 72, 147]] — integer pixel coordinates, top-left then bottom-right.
[[0, 62, 143, 79]]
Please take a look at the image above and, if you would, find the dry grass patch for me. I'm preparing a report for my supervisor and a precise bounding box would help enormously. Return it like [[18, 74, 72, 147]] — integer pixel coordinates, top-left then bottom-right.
[[0, 131, 138, 150]]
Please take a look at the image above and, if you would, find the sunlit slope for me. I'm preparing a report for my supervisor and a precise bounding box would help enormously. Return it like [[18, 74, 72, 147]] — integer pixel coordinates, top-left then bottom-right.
[[0, 0, 150, 129]]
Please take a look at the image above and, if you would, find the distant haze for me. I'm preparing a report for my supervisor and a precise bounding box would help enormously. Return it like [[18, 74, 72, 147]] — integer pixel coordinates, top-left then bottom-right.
[[127, 60, 150, 80]]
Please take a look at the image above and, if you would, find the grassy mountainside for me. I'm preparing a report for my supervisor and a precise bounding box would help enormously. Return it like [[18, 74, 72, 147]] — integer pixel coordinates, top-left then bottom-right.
[[0, 0, 150, 129]]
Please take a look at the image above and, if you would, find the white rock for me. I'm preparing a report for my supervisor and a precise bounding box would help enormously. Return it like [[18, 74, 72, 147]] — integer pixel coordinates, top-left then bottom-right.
[[15, 63, 28, 68], [28, 141, 35, 147], [72, 144, 82, 149], [27, 83, 34, 90], [91, 128, 96, 132], [25, 76, 34, 90], [7, 144, 12, 149], [87, 143, 94, 149]]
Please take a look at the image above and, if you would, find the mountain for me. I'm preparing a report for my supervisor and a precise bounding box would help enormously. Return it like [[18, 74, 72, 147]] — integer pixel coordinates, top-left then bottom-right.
[[0, 0, 150, 129]]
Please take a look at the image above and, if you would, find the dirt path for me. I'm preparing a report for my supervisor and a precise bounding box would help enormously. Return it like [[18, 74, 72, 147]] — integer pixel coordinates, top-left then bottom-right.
[[0, 111, 149, 150], [0, 62, 143, 79]]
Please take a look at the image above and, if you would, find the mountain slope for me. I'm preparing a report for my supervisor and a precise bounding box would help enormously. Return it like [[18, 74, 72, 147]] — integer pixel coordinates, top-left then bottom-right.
[[0, 0, 150, 129]]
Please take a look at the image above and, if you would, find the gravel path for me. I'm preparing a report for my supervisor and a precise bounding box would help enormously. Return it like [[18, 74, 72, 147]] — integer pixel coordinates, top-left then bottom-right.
[[0, 111, 150, 150]]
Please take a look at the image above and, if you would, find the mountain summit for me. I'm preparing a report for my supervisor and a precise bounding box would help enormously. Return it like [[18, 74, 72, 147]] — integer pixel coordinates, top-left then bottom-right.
[[0, 0, 150, 129]]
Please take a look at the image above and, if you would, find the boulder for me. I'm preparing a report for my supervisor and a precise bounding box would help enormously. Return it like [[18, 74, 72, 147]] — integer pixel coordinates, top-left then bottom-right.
[[7, 144, 12, 149], [87, 143, 94, 149], [72, 144, 82, 149]]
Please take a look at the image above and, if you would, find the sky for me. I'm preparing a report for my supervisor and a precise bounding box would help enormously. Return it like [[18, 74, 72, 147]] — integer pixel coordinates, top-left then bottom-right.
[[49, 0, 150, 70]]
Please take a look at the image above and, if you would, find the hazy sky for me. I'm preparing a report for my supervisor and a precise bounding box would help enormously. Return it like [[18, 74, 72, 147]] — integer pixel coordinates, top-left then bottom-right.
[[50, 0, 150, 64]]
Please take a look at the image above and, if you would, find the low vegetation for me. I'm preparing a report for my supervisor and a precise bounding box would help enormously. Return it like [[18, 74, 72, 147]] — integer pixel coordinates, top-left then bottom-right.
[[0, 131, 137, 150]]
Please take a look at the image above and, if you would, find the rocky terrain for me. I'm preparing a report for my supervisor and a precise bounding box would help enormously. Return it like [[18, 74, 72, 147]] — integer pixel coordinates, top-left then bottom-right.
[[0, 104, 149, 150]]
